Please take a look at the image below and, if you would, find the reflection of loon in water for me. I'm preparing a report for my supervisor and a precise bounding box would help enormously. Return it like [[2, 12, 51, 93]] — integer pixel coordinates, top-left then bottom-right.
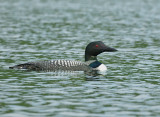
[[9, 41, 117, 72]]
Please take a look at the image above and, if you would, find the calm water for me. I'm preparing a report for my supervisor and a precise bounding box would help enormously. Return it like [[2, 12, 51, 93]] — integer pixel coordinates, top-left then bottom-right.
[[0, 0, 160, 116]]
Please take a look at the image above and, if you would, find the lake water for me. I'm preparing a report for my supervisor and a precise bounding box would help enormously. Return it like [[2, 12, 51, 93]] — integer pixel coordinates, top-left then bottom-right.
[[0, 0, 160, 116]]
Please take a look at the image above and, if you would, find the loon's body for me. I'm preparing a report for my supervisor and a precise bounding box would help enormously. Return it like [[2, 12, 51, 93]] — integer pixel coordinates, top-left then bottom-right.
[[11, 60, 92, 72], [9, 41, 117, 72]]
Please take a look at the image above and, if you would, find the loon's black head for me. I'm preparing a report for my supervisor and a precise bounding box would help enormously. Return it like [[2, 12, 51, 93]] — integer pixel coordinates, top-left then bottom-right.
[[85, 41, 117, 61]]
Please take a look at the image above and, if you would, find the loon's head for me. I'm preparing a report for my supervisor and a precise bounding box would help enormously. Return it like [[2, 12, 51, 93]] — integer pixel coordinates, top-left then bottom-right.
[[85, 41, 117, 61]]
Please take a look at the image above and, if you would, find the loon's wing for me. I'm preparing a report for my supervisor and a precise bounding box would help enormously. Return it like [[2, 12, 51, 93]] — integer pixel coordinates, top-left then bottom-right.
[[9, 60, 91, 72]]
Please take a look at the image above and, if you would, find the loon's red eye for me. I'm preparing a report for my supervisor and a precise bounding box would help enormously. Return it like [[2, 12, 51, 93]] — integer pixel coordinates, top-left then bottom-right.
[[95, 45, 99, 47]]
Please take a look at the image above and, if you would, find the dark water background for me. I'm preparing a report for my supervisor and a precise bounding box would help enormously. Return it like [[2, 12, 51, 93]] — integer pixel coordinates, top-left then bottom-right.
[[0, 0, 160, 116]]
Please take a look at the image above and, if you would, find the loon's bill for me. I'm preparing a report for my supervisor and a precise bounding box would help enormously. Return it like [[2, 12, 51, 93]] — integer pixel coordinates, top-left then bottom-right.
[[9, 41, 117, 72]]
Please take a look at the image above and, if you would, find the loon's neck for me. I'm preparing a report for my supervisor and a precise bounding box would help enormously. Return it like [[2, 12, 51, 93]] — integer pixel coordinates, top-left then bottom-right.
[[85, 54, 97, 61], [85, 54, 107, 72]]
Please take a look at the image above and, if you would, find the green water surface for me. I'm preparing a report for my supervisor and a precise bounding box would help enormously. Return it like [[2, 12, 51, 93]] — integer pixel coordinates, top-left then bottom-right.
[[0, 0, 160, 116]]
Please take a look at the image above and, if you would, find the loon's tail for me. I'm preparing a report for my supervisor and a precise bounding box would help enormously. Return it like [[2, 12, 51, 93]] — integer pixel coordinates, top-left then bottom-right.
[[9, 63, 41, 71]]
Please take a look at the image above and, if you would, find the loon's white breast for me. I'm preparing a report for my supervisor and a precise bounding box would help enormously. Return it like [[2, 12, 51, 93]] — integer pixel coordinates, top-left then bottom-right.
[[95, 64, 107, 72]]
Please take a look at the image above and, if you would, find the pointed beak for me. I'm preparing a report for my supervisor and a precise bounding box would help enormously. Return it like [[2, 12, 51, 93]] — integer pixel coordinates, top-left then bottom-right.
[[104, 46, 118, 52]]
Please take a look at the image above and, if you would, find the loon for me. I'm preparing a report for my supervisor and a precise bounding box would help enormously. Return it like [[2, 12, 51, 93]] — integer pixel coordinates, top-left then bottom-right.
[[9, 41, 117, 72]]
